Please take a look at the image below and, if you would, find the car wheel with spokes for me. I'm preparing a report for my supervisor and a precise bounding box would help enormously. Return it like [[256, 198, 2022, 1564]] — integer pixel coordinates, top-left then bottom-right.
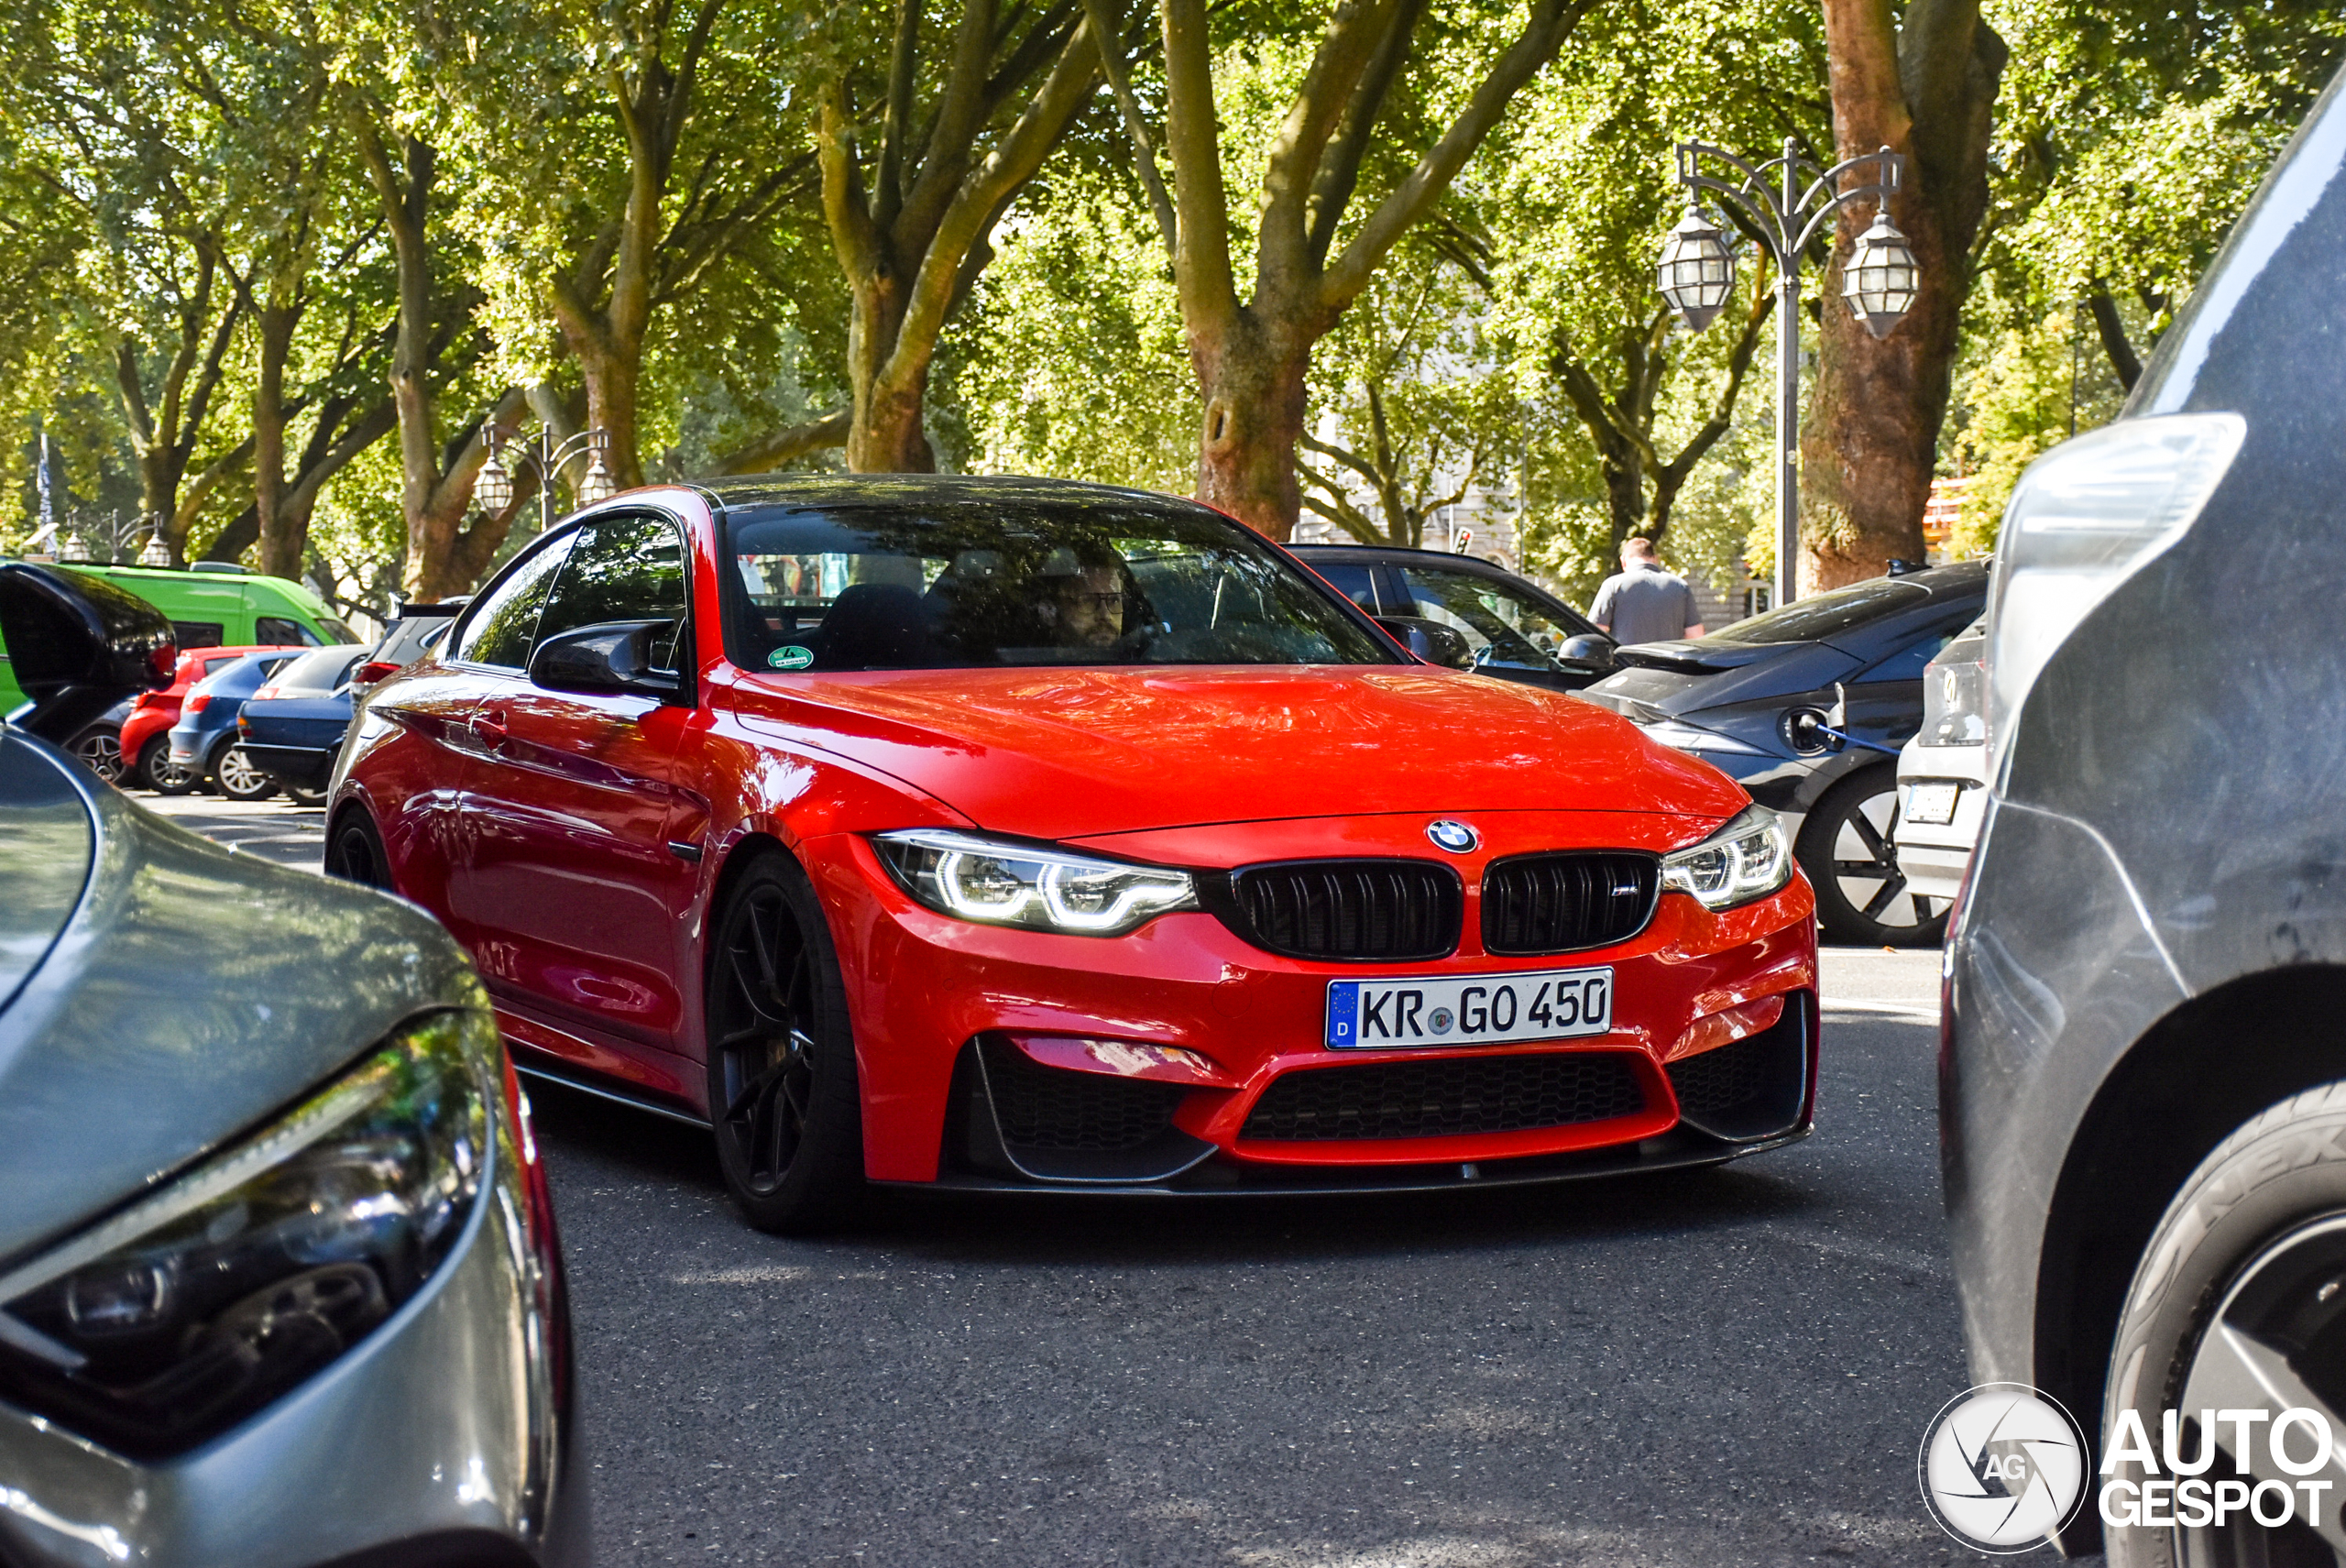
[[323, 807, 395, 892], [1796, 768, 1946, 947], [69, 725, 123, 784], [213, 744, 280, 802], [137, 735, 197, 795], [2105, 1083, 2346, 1568], [705, 853, 864, 1234]]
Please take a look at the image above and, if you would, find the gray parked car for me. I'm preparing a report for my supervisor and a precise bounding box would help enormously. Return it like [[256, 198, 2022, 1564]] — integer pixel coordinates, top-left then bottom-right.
[[0, 563, 586, 1567], [1944, 64, 2346, 1563]]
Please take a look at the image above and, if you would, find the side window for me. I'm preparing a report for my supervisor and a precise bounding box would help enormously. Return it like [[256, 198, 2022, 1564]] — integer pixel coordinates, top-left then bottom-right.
[[255, 615, 320, 646], [171, 620, 225, 649], [532, 514, 689, 672], [453, 532, 577, 669], [1392, 565, 1589, 673], [1307, 561, 1380, 613]]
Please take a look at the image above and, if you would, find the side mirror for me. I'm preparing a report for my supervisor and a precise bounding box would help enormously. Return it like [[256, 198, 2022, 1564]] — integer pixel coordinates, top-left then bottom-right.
[[528, 620, 686, 703], [0, 563, 175, 742], [1374, 616, 1474, 670], [1558, 633, 1617, 670]]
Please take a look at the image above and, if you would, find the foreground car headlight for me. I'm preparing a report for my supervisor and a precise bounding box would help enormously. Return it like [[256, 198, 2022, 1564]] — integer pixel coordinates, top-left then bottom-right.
[[1661, 805, 1792, 911], [1985, 411, 2244, 773], [873, 828, 1198, 936], [0, 1010, 493, 1458]]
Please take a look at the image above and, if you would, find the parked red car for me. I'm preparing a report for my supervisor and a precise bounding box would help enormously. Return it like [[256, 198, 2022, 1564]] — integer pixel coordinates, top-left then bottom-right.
[[331, 478, 1818, 1231], [118, 642, 305, 791]]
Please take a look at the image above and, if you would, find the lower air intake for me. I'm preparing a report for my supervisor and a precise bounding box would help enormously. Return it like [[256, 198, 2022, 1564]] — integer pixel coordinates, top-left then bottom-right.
[[978, 1038, 1186, 1152], [1663, 996, 1812, 1142], [1240, 1053, 1646, 1142]]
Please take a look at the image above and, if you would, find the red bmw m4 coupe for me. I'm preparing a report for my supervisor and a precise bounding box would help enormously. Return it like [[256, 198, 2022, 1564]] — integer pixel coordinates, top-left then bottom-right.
[[331, 477, 1818, 1230]]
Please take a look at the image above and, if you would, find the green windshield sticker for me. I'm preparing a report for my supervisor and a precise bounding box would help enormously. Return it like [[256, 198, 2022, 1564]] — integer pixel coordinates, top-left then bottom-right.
[[768, 645, 815, 671]]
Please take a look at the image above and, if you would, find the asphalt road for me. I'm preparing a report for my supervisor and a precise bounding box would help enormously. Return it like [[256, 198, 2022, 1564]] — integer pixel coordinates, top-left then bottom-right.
[[149, 792, 2067, 1566]]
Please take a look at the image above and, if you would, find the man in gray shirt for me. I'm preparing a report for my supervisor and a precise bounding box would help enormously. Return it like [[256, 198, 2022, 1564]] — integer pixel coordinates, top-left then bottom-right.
[[1589, 537, 1705, 644]]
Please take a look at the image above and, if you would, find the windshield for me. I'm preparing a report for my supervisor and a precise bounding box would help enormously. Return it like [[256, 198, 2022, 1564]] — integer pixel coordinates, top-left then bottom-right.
[[1711, 576, 1926, 645], [721, 499, 1396, 673]]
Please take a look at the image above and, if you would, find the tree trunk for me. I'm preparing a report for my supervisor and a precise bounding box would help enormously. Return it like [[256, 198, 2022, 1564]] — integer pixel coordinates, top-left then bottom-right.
[[559, 326, 647, 491], [253, 300, 300, 577], [845, 274, 937, 472], [1803, 0, 2005, 591], [1190, 314, 1313, 537]]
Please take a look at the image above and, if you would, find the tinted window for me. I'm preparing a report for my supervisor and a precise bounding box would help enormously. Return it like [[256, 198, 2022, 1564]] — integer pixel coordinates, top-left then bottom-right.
[[453, 532, 576, 669], [255, 615, 321, 646], [722, 500, 1392, 673], [1389, 564, 1596, 674], [172, 620, 225, 649], [1710, 577, 1926, 645], [1307, 561, 1381, 612], [533, 515, 688, 671]]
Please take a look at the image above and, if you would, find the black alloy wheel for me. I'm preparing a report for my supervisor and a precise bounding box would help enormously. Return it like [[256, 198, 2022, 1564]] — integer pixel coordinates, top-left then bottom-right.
[[323, 807, 395, 892], [705, 853, 863, 1233], [2105, 1083, 2346, 1568], [1796, 768, 1946, 947], [137, 735, 197, 795], [212, 743, 281, 802], [69, 725, 123, 784]]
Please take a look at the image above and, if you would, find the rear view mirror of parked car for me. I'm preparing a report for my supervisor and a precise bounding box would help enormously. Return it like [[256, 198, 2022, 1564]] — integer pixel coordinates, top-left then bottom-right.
[[527, 619, 686, 703], [1558, 633, 1617, 670], [0, 563, 175, 742], [1374, 615, 1474, 669]]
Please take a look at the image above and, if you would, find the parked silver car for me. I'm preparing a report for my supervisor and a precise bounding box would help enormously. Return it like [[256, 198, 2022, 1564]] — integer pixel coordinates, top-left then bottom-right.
[[0, 563, 586, 1568]]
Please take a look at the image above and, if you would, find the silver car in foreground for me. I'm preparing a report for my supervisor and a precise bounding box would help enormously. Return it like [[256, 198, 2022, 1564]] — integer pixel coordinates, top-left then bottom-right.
[[0, 562, 586, 1568]]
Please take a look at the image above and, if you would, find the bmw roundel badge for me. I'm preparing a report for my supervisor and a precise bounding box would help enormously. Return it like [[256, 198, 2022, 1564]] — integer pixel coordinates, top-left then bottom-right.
[[1425, 819, 1478, 853]]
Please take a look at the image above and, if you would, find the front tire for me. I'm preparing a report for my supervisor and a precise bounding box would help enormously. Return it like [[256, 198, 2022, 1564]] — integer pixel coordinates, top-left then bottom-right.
[[323, 807, 395, 892], [213, 744, 280, 802], [137, 735, 197, 795], [1796, 768, 1946, 947], [705, 853, 864, 1234], [2104, 1083, 2346, 1568]]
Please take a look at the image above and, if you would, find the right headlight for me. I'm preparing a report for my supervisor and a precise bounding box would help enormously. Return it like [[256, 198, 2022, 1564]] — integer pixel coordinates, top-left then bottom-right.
[[0, 1009, 494, 1458], [1661, 804, 1792, 911], [1985, 411, 2243, 773]]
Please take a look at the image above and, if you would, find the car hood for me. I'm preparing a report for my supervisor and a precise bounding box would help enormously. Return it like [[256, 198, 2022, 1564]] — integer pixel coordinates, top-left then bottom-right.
[[0, 729, 480, 1265], [730, 664, 1747, 839]]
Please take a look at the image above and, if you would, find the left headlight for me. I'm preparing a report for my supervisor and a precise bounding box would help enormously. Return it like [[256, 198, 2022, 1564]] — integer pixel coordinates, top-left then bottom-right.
[[0, 1010, 494, 1458], [1661, 804, 1792, 911], [872, 828, 1199, 937]]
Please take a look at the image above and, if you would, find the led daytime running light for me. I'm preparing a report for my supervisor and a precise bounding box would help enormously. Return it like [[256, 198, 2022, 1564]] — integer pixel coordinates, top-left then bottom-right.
[[1660, 805, 1792, 912]]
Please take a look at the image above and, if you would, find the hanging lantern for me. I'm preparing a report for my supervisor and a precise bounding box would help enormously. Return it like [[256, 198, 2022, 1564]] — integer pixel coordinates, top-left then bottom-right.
[[59, 532, 91, 563], [475, 452, 515, 514], [1842, 212, 1921, 338], [1656, 206, 1736, 331], [575, 452, 618, 506], [139, 530, 171, 566]]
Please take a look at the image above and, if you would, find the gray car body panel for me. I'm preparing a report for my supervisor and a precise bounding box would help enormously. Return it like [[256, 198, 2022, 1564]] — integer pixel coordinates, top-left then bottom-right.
[[1942, 60, 2346, 1454], [0, 730, 477, 1265]]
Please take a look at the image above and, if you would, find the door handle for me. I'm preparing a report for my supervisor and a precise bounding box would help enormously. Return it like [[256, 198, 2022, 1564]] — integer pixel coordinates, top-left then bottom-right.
[[469, 710, 509, 746]]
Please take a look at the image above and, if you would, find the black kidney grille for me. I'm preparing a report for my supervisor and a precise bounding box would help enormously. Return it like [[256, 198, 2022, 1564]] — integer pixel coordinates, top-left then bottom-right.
[[979, 1040, 1187, 1151], [1481, 851, 1660, 955], [1666, 1032, 1775, 1116], [1221, 860, 1461, 961], [1240, 1053, 1646, 1142]]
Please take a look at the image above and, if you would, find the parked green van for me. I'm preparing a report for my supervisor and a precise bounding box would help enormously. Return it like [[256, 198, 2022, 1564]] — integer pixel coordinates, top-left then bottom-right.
[[0, 562, 356, 717]]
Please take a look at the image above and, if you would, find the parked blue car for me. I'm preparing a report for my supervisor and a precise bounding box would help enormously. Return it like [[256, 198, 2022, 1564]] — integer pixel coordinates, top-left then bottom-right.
[[236, 643, 371, 803], [166, 649, 301, 800]]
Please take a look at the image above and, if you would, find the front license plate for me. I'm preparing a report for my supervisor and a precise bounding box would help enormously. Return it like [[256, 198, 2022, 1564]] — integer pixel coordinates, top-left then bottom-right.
[[1325, 967, 1613, 1049], [1905, 781, 1961, 827]]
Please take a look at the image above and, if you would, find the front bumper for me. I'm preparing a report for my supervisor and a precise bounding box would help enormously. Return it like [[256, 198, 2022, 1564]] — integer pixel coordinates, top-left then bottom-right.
[[0, 1067, 585, 1568], [800, 809, 1819, 1190]]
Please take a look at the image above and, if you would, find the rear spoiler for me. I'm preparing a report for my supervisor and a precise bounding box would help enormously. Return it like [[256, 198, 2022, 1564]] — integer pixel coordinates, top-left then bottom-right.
[[0, 564, 175, 741], [1610, 639, 1782, 674]]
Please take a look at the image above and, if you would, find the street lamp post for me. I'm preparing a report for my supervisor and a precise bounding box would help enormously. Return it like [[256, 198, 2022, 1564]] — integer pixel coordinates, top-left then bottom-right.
[[1657, 138, 1918, 608], [474, 425, 619, 532]]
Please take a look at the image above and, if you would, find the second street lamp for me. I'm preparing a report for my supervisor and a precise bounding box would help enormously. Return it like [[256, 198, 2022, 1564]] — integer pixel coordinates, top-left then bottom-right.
[[476, 425, 618, 533], [1659, 138, 1914, 608]]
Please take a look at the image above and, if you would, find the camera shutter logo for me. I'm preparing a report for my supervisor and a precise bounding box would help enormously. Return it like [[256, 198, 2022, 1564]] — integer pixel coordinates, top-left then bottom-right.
[[1918, 1383, 2090, 1552]]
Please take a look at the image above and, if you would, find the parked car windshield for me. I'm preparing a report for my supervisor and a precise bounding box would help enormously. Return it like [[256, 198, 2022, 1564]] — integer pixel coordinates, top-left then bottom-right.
[[721, 500, 1397, 672], [1708, 576, 1926, 645], [1386, 562, 1596, 674], [271, 645, 368, 694]]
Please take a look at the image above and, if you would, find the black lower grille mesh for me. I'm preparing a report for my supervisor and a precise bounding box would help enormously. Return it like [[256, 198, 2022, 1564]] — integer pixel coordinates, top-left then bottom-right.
[[981, 1040, 1187, 1151], [1215, 860, 1462, 961], [1666, 1032, 1775, 1116], [1241, 1053, 1646, 1142], [1482, 851, 1660, 954]]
